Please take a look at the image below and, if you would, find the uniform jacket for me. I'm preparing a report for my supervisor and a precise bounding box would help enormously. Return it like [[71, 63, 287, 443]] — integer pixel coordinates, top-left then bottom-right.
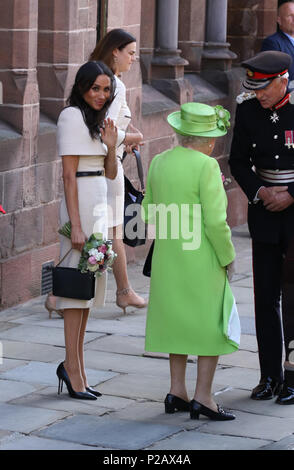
[[229, 97, 294, 244], [261, 30, 294, 82]]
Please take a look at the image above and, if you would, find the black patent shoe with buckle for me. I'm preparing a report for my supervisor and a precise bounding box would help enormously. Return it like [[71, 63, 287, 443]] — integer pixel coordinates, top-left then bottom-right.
[[251, 376, 283, 400], [276, 384, 294, 405], [164, 394, 190, 413], [190, 399, 236, 421]]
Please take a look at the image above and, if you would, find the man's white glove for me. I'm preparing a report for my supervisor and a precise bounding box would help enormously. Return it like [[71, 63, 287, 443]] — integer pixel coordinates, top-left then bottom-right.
[[226, 260, 235, 282]]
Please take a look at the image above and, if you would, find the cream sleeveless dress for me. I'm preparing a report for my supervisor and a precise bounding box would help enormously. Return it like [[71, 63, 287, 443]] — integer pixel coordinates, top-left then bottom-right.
[[55, 106, 124, 310], [106, 75, 131, 228]]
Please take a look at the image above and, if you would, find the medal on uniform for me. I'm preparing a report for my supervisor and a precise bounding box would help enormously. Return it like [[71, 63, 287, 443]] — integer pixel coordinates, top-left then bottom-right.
[[285, 130, 294, 149], [270, 111, 279, 123]]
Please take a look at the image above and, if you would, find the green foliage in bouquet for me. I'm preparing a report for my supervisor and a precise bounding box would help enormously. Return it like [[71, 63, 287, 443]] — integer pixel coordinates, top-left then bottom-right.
[[58, 222, 117, 277]]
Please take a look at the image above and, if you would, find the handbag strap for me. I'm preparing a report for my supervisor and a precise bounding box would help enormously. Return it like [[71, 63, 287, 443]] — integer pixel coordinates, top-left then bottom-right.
[[122, 149, 145, 191], [56, 248, 73, 267]]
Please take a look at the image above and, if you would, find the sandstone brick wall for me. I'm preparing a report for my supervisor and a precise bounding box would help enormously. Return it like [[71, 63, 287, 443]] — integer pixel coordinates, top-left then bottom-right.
[[0, 0, 280, 308], [228, 0, 278, 63], [0, 0, 98, 308]]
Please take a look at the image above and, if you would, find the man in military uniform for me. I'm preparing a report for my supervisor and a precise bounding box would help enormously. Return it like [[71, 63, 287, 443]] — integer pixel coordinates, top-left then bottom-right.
[[229, 50, 294, 404]]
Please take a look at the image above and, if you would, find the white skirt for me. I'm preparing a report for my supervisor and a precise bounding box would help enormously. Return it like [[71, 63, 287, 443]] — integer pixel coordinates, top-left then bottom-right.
[[56, 156, 108, 311], [107, 159, 124, 228]]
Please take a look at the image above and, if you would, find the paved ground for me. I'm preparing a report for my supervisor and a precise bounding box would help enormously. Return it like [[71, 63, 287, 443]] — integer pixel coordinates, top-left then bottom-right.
[[0, 225, 294, 451]]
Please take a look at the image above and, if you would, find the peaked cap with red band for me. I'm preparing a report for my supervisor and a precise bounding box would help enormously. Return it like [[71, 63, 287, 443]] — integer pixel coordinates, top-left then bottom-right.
[[242, 51, 292, 90]]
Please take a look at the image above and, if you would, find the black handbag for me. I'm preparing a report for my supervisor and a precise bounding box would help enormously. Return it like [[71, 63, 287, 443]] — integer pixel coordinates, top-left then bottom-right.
[[142, 240, 154, 277], [123, 149, 147, 247], [52, 249, 95, 300]]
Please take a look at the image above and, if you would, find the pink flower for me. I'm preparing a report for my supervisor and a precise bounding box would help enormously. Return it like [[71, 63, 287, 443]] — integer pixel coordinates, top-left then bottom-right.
[[221, 173, 225, 182], [88, 256, 97, 265], [98, 244, 107, 254]]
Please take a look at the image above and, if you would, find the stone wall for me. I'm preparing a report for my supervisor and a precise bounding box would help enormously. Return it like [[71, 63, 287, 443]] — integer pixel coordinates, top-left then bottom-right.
[[0, 0, 280, 308], [228, 0, 278, 62], [0, 0, 98, 308]]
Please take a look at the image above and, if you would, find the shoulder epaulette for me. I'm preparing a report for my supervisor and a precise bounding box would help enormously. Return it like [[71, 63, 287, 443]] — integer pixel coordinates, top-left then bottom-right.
[[236, 91, 256, 104]]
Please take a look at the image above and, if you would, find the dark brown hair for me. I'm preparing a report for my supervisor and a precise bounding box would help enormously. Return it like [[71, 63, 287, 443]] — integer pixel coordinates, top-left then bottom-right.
[[67, 61, 115, 139], [90, 28, 136, 73]]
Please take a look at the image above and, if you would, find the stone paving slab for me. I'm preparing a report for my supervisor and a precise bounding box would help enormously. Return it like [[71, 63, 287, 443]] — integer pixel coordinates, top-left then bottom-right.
[[213, 366, 260, 390], [110, 401, 203, 431], [0, 358, 28, 373], [147, 429, 271, 451], [218, 350, 259, 369], [80, 318, 146, 336], [96, 371, 223, 402], [84, 349, 202, 382], [232, 276, 254, 289], [0, 379, 43, 402], [0, 430, 13, 442], [9, 391, 113, 416], [85, 334, 146, 356], [36, 414, 181, 450], [0, 324, 100, 347], [238, 316, 255, 335], [213, 388, 294, 418], [231, 285, 254, 305], [0, 322, 18, 333], [36, 386, 138, 410], [1, 339, 64, 362], [239, 334, 258, 352], [0, 434, 98, 450], [200, 410, 294, 441], [0, 361, 118, 387], [261, 435, 294, 450], [0, 403, 69, 433], [8, 312, 65, 329]]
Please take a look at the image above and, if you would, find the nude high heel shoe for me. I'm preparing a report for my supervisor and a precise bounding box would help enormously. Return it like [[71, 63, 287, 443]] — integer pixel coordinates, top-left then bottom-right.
[[45, 294, 64, 319], [116, 287, 148, 314]]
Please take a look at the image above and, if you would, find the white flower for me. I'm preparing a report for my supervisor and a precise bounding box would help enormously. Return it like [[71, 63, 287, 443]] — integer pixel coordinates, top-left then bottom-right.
[[89, 248, 99, 258], [96, 252, 104, 262], [88, 248, 104, 262]]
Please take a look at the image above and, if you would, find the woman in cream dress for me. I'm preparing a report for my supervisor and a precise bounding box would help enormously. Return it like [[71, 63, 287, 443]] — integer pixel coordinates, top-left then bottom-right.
[[55, 61, 124, 400], [90, 29, 147, 313]]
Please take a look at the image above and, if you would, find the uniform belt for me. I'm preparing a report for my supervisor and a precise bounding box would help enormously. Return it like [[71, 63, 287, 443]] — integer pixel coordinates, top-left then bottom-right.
[[76, 170, 104, 177], [256, 168, 294, 183]]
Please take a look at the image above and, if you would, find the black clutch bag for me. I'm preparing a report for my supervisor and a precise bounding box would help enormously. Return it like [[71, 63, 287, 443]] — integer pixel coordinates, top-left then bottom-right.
[[52, 249, 95, 300], [123, 149, 147, 247]]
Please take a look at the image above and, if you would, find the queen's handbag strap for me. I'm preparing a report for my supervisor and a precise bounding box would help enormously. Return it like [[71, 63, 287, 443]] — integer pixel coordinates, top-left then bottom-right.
[[56, 248, 73, 267], [122, 149, 145, 191]]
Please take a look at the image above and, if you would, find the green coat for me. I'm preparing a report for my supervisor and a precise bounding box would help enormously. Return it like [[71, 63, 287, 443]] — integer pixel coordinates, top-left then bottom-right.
[[142, 146, 240, 356]]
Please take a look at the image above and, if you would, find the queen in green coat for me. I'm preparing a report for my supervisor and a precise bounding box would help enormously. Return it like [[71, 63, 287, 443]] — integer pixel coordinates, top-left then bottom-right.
[[142, 102, 240, 421]]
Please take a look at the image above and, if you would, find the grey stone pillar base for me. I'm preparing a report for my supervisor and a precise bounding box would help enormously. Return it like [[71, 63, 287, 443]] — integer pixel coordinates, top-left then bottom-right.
[[202, 42, 237, 71], [150, 77, 193, 105]]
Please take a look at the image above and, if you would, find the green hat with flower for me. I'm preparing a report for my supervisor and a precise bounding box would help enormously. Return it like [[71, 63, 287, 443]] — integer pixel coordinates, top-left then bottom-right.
[[167, 102, 230, 137]]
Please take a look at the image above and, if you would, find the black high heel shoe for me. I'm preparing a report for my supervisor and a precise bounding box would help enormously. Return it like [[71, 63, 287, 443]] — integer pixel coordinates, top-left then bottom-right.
[[164, 393, 190, 413], [190, 399, 235, 421], [86, 386, 102, 397], [56, 362, 97, 400]]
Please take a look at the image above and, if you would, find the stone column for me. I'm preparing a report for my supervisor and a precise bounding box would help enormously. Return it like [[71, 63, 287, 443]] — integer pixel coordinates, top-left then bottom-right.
[[178, 0, 206, 73], [202, 0, 237, 72], [201, 0, 237, 92], [151, 0, 192, 104]]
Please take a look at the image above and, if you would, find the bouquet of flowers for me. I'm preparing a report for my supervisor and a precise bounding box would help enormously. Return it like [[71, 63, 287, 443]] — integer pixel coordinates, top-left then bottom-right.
[[58, 222, 117, 277]]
